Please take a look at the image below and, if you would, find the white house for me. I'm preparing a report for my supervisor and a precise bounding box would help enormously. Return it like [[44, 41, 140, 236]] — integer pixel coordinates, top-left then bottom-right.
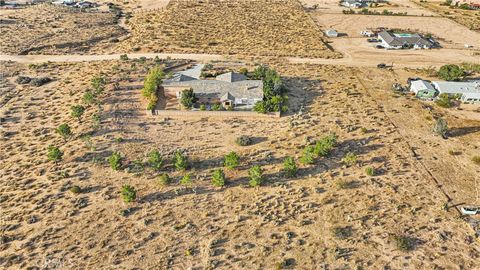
[[378, 31, 434, 49], [432, 81, 480, 104], [409, 80, 437, 99], [341, 0, 365, 8]]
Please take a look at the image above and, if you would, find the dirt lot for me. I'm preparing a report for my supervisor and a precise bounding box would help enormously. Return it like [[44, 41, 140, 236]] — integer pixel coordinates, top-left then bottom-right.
[[115, 0, 339, 58], [412, 0, 480, 31], [1, 58, 479, 269], [0, 4, 126, 55]]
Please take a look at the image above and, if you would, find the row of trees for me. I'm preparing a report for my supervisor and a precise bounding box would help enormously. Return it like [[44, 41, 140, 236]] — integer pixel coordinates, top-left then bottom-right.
[[252, 66, 289, 114], [142, 66, 164, 110]]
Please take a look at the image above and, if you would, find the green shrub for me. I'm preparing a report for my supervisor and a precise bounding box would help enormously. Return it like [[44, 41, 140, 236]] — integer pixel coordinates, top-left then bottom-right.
[[47, 145, 63, 163], [148, 150, 163, 171], [437, 64, 465, 81], [433, 118, 448, 137], [472, 156, 480, 165], [224, 151, 240, 169], [248, 165, 263, 187], [393, 235, 416, 251], [342, 152, 357, 166], [158, 173, 171, 186], [180, 88, 197, 109], [142, 66, 164, 109], [71, 105, 85, 121], [121, 185, 136, 203], [120, 54, 129, 61], [211, 103, 222, 111], [435, 93, 454, 108], [70, 185, 81, 194], [56, 123, 72, 140], [212, 169, 226, 187], [365, 167, 375, 176], [335, 179, 350, 189], [313, 133, 338, 157], [332, 226, 352, 239], [108, 152, 122, 171], [300, 146, 315, 165], [92, 114, 101, 127], [283, 156, 298, 177], [180, 173, 193, 186], [199, 104, 206, 111], [235, 135, 252, 146], [83, 90, 96, 105], [174, 150, 188, 171]]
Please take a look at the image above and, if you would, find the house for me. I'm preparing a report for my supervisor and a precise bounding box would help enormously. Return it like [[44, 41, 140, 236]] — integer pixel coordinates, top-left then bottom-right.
[[162, 67, 263, 110], [409, 80, 437, 99], [432, 81, 480, 104], [377, 31, 434, 49], [341, 0, 365, 8], [451, 0, 480, 8], [325, 29, 338, 38]]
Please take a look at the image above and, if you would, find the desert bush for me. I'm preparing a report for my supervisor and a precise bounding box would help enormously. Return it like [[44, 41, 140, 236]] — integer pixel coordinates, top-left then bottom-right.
[[235, 135, 252, 146], [212, 169, 226, 187], [283, 156, 298, 177], [200, 104, 206, 111], [300, 146, 315, 165], [392, 234, 416, 251], [437, 64, 465, 81], [342, 152, 357, 166], [121, 185, 136, 203], [239, 67, 248, 75], [224, 151, 240, 169], [180, 173, 193, 186], [433, 118, 448, 138], [30, 77, 51, 87], [180, 88, 197, 109], [108, 152, 122, 171], [142, 66, 164, 109], [56, 123, 72, 140], [92, 114, 101, 127], [158, 173, 171, 186], [83, 90, 96, 105], [91, 76, 106, 94], [252, 66, 288, 113], [211, 103, 222, 111], [71, 105, 85, 121], [472, 156, 480, 165], [70, 185, 81, 194], [120, 54, 129, 61], [248, 165, 263, 187], [47, 145, 63, 163], [365, 167, 375, 176], [332, 226, 352, 239], [174, 150, 188, 171], [314, 133, 338, 157], [148, 150, 163, 171], [435, 93, 454, 108], [15, 76, 31, 84], [335, 179, 351, 189]]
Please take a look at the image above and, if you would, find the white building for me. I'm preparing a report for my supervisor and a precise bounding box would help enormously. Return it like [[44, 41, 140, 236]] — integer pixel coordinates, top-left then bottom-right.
[[325, 29, 338, 38], [409, 80, 437, 99], [341, 0, 365, 8], [432, 81, 480, 104]]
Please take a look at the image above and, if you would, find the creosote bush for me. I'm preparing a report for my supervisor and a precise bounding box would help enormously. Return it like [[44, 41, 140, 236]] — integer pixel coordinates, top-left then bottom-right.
[[224, 151, 240, 169], [83, 90, 96, 105], [56, 123, 72, 140], [433, 118, 448, 138], [365, 167, 375, 176], [342, 152, 358, 166], [314, 133, 338, 157], [332, 226, 353, 240], [472, 156, 480, 165], [174, 150, 188, 171], [108, 152, 122, 171], [70, 185, 81, 194], [248, 165, 263, 187], [71, 105, 85, 121], [300, 146, 315, 165], [180, 173, 193, 186], [235, 135, 253, 146], [47, 145, 63, 163], [212, 169, 226, 187], [158, 173, 171, 186], [121, 185, 136, 203], [392, 234, 416, 251], [148, 150, 163, 171], [283, 156, 298, 177]]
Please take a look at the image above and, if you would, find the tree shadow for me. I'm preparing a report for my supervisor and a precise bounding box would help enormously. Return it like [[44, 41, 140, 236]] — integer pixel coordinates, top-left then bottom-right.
[[449, 126, 480, 137]]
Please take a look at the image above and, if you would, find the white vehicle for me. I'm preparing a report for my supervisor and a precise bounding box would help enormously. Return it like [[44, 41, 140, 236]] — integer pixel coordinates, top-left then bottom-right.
[[461, 206, 480, 215]]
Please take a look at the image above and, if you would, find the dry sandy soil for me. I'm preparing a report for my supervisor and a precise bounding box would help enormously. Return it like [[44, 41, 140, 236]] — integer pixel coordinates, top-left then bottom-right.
[[115, 0, 339, 58], [412, 0, 480, 31], [0, 4, 126, 55], [1, 58, 479, 269]]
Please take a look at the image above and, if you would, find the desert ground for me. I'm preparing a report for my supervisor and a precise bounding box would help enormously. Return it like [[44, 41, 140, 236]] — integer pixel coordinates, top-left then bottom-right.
[[412, 0, 480, 31], [1, 0, 480, 269]]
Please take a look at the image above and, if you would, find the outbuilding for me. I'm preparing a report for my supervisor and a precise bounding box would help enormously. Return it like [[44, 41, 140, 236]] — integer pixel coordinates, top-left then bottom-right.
[[409, 80, 437, 99], [325, 29, 338, 38]]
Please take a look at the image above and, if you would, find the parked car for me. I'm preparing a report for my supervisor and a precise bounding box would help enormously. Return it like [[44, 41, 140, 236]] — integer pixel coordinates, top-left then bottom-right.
[[375, 44, 384, 49], [367, 38, 379, 43], [377, 63, 387, 69]]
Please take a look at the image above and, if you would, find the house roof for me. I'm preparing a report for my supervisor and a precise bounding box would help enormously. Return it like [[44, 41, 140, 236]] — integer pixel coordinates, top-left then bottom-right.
[[432, 81, 480, 95], [378, 31, 433, 47], [216, 72, 247, 82], [410, 80, 436, 93]]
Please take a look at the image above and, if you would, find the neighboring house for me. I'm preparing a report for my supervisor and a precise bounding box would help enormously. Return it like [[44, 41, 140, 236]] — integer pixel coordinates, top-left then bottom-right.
[[451, 0, 480, 8], [378, 31, 434, 49], [162, 68, 264, 110], [325, 29, 338, 38], [432, 81, 480, 104], [409, 80, 437, 99], [341, 0, 365, 8]]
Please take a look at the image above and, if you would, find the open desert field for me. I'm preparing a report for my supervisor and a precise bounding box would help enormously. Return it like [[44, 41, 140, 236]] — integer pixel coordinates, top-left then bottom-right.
[[1, 56, 479, 269], [115, 0, 339, 58], [412, 0, 480, 31], [0, 4, 126, 55]]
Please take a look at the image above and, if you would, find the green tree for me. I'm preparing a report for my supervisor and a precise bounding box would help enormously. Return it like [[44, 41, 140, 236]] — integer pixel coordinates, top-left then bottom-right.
[[224, 151, 240, 169], [437, 64, 465, 81], [180, 88, 197, 109], [108, 152, 122, 171], [248, 165, 263, 187], [283, 156, 298, 177], [121, 185, 136, 203], [174, 150, 188, 171], [433, 118, 448, 138], [142, 66, 164, 109], [212, 169, 226, 187], [56, 123, 72, 140], [71, 105, 85, 122], [148, 150, 163, 171], [47, 145, 63, 163], [435, 93, 454, 108]]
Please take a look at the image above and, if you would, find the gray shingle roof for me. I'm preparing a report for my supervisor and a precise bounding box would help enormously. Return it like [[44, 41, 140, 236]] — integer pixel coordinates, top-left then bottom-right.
[[216, 72, 248, 83], [378, 31, 433, 47]]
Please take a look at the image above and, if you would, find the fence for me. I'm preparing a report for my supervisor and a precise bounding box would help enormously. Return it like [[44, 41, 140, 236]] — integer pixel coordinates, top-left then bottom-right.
[[147, 109, 281, 119]]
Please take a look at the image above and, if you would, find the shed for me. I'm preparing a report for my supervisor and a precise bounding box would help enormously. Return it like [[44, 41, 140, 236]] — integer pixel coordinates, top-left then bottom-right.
[[409, 80, 437, 99], [325, 29, 338, 38]]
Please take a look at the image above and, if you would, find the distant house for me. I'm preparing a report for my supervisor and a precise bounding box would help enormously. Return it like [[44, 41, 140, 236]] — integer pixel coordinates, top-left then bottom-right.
[[162, 67, 263, 110], [409, 80, 437, 99], [341, 0, 365, 8], [378, 31, 434, 49], [325, 29, 338, 38], [432, 81, 480, 104], [451, 0, 480, 8]]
